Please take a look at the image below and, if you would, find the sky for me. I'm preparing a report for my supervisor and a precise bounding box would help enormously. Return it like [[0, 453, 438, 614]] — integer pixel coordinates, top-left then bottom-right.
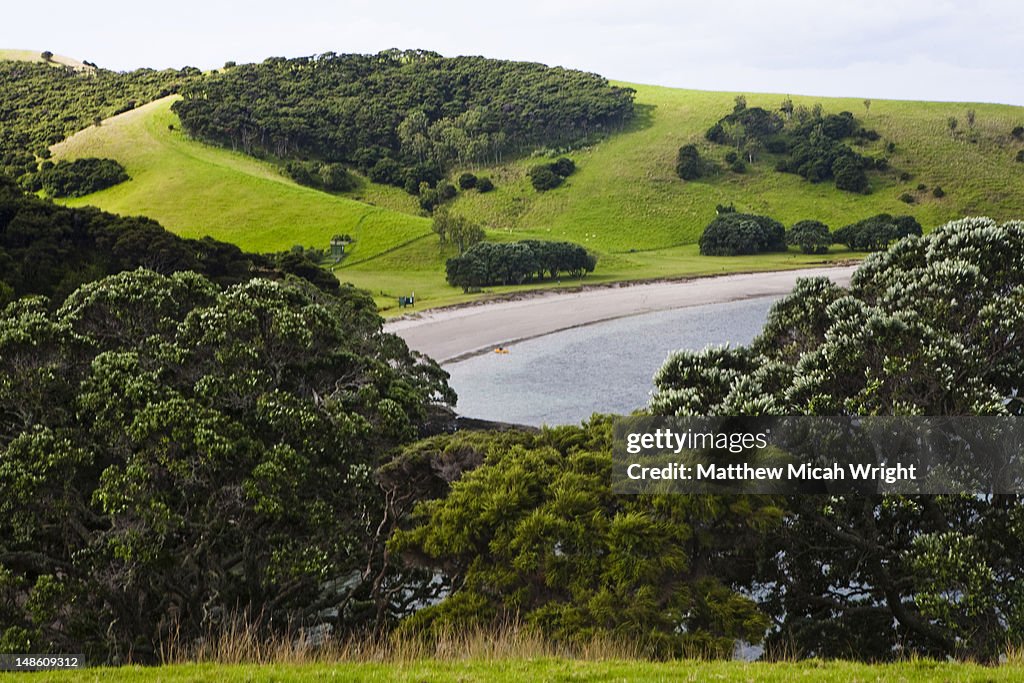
[[5, 0, 1023, 105]]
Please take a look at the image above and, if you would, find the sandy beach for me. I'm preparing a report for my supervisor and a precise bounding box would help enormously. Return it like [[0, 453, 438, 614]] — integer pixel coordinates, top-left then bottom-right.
[[386, 265, 858, 363]]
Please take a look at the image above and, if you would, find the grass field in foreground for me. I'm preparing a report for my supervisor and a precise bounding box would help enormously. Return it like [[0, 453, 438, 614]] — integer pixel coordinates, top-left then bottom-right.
[[6, 659, 1023, 682], [51, 97, 432, 261]]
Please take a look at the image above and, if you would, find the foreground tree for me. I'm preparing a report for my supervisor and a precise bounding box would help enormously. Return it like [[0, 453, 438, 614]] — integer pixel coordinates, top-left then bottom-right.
[[0, 270, 454, 661], [390, 418, 782, 657], [652, 217, 1024, 662]]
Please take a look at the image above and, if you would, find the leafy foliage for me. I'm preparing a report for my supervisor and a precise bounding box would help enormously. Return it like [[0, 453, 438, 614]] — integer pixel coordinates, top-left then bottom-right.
[[172, 52, 632, 193], [21, 158, 128, 197], [445, 240, 596, 291], [390, 419, 782, 657], [284, 160, 358, 192], [0, 269, 454, 662], [832, 213, 922, 251], [652, 216, 1024, 661], [698, 213, 787, 256], [675, 144, 702, 180], [786, 220, 832, 254], [528, 157, 576, 192]]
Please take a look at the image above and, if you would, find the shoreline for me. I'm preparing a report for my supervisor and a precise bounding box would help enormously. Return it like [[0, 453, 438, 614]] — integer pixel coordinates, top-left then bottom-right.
[[386, 264, 858, 364]]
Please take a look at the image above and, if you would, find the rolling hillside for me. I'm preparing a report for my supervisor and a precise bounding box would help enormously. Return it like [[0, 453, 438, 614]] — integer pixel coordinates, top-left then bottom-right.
[[48, 76, 1024, 311], [52, 97, 432, 261]]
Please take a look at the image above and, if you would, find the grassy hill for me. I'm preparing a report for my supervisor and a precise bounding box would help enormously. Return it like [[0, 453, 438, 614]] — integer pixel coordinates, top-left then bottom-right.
[[49, 80, 1024, 312], [52, 97, 432, 263]]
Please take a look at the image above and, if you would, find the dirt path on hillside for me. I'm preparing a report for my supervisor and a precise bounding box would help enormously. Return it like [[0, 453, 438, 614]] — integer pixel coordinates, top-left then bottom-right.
[[385, 265, 858, 363]]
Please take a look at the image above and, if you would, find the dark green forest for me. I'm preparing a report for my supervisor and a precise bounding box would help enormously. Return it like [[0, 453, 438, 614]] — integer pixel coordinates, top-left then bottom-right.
[[0, 60, 196, 179], [172, 50, 634, 192]]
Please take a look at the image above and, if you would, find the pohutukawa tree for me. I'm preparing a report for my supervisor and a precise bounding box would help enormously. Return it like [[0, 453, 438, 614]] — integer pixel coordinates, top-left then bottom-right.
[[652, 217, 1024, 662]]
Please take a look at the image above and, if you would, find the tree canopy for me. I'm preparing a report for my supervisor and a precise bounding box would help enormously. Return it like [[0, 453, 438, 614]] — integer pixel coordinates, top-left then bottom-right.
[[389, 418, 782, 658], [652, 216, 1024, 661], [0, 269, 454, 661], [173, 52, 633, 193]]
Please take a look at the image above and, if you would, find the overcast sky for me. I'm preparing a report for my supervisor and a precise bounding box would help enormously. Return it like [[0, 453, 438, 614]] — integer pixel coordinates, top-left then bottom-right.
[[5, 0, 1022, 105]]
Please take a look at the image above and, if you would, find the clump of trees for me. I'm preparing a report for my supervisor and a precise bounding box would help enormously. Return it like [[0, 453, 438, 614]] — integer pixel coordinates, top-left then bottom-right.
[[528, 157, 576, 191], [703, 99, 883, 194], [698, 213, 787, 256], [651, 216, 1024, 662], [445, 240, 595, 290], [0, 268, 454, 661], [832, 213, 922, 251], [786, 219, 831, 254], [173, 52, 633, 195], [432, 209, 485, 254], [20, 158, 128, 197]]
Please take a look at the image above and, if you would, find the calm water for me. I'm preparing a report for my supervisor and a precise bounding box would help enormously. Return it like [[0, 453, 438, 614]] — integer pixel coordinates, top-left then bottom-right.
[[446, 295, 780, 427]]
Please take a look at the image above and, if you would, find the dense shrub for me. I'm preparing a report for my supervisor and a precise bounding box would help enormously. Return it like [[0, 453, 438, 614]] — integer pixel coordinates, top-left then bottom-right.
[[445, 240, 595, 290], [457, 172, 477, 190], [787, 220, 832, 254], [730, 159, 746, 173], [24, 158, 128, 197], [550, 157, 576, 177], [528, 165, 563, 191], [1016, 150, 1024, 163], [1012, 125, 1024, 140], [933, 185, 945, 198], [699, 213, 787, 256], [899, 192, 916, 204], [832, 213, 921, 251], [724, 150, 738, 164], [476, 176, 495, 192], [675, 144, 702, 180], [832, 156, 869, 193]]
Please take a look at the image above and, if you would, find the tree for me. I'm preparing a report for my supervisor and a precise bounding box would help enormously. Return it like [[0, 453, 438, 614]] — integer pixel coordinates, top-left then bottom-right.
[[40, 51, 53, 62], [699, 213, 787, 256], [733, 94, 747, 113], [528, 166, 562, 191], [0, 269, 455, 661], [457, 172, 477, 190], [948, 117, 959, 137], [476, 177, 495, 192], [787, 219, 831, 254], [389, 418, 782, 657], [780, 97, 794, 120], [675, 144, 702, 180], [832, 155, 869, 194], [652, 217, 1024, 662]]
